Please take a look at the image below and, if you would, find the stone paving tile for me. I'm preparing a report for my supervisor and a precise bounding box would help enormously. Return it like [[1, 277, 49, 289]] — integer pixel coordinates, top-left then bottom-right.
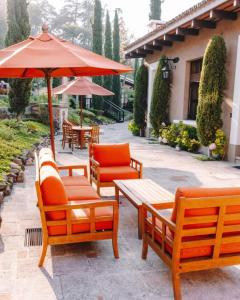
[[1, 122, 240, 299]]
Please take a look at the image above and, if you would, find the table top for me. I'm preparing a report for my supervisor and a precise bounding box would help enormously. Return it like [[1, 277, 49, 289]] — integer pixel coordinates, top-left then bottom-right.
[[72, 126, 92, 131], [114, 179, 174, 209]]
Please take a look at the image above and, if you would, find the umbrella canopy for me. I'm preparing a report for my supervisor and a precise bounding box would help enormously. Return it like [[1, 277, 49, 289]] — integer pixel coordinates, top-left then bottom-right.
[[52, 77, 114, 96], [0, 25, 132, 156], [52, 77, 114, 127]]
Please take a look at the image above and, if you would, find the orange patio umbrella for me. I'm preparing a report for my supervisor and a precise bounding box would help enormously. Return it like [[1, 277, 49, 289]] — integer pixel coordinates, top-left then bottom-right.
[[52, 77, 114, 127], [0, 25, 132, 156]]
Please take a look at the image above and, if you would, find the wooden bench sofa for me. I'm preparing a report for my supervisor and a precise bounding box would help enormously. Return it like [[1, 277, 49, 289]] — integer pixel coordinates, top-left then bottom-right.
[[142, 187, 240, 300], [89, 143, 143, 194], [35, 148, 119, 267]]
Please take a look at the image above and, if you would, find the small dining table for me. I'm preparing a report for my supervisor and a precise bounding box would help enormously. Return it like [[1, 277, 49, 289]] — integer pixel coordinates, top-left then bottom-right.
[[72, 126, 92, 149]]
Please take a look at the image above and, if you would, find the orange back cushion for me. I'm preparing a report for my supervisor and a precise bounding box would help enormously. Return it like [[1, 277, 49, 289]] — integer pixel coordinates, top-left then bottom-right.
[[39, 154, 58, 171], [92, 143, 131, 167], [40, 166, 67, 220]]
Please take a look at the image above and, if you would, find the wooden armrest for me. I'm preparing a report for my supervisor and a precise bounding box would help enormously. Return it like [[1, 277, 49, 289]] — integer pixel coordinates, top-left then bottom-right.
[[43, 199, 118, 212], [57, 165, 88, 177], [130, 157, 142, 165], [89, 157, 100, 167], [142, 202, 176, 232], [152, 202, 175, 210], [130, 157, 143, 178]]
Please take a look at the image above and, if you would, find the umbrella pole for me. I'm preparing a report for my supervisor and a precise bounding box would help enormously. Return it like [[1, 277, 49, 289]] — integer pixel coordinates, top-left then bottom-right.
[[80, 95, 83, 128], [46, 74, 56, 158]]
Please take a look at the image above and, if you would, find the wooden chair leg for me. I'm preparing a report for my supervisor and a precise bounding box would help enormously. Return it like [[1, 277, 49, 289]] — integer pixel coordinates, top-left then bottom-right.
[[172, 272, 182, 300], [142, 236, 148, 259], [38, 241, 48, 267], [112, 235, 119, 259]]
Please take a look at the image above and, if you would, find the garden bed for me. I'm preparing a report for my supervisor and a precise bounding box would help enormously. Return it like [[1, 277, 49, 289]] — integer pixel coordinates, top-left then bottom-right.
[[0, 119, 49, 207]]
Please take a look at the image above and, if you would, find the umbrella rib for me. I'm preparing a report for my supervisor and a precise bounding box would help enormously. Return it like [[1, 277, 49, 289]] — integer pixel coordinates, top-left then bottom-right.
[[22, 68, 28, 77]]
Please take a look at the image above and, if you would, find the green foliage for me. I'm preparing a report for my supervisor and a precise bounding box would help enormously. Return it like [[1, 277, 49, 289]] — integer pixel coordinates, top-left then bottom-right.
[[160, 122, 200, 153], [5, 0, 32, 118], [103, 10, 113, 101], [211, 129, 227, 159], [0, 0, 7, 49], [195, 155, 214, 161], [0, 96, 9, 108], [0, 120, 49, 180], [92, 0, 103, 109], [92, 0, 102, 55], [128, 120, 140, 136], [196, 35, 227, 146], [134, 65, 148, 131], [150, 55, 171, 135], [112, 10, 121, 106], [149, 0, 164, 20], [134, 59, 139, 83]]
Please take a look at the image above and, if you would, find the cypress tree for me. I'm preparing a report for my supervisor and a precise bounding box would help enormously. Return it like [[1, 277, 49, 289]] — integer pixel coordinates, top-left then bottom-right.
[[134, 58, 139, 83], [5, 0, 31, 119], [103, 10, 112, 101], [149, 0, 164, 20], [92, 0, 103, 110], [112, 9, 121, 107], [150, 55, 171, 135], [196, 35, 227, 146], [134, 64, 148, 136]]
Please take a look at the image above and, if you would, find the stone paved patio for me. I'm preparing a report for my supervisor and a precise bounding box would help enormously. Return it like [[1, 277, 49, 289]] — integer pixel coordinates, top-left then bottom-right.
[[1, 122, 240, 300]]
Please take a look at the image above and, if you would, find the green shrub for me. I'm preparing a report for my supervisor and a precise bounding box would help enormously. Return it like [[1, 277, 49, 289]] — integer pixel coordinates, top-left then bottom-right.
[[197, 35, 227, 146], [128, 120, 140, 136], [210, 129, 227, 159], [159, 122, 200, 153]]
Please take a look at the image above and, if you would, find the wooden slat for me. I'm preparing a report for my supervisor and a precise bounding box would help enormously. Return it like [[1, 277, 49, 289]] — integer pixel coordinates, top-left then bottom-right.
[[213, 206, 225, 258], [223, 224, 240, 232], [182, 227, 217, 237], [181, 238, 216, 249], [224, 213, 240, 221], [183, 215, 218, 225]]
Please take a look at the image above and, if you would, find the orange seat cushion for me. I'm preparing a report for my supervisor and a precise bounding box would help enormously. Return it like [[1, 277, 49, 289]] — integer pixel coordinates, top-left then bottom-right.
[[61, 175, 90, 186], [99, 166, 139, 182], [65, 186, 100, 201], [92, 143, 131, 167], [48, 206, 113, 236], [169, 187, 240, 258], [40, 166, 67, 221]]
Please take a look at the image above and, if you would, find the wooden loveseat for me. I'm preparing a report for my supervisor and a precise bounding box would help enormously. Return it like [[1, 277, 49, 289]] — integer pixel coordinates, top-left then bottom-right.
[[142, 187, 240, 300], [35, 148, 119, 266], [89, 143, 143, 194]]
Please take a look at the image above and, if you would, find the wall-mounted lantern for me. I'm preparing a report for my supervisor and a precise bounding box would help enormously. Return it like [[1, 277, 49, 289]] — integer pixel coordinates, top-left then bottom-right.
[[161, 57, 180, 81]]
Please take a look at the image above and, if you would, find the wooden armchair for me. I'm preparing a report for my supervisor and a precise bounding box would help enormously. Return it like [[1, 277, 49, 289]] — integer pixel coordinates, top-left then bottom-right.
[[89, 143, 143, 194], [62, 123, 79, 151], [142, 187, 240, 300], [35, 149, 119, 267]]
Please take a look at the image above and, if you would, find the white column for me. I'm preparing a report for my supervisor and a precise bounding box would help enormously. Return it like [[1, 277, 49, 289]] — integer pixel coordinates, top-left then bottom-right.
[[146, 62, 158, 129], [230, 36, 240, 146]]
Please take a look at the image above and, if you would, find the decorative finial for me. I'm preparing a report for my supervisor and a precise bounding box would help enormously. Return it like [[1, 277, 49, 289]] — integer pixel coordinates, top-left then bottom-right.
[[42, 24, 48, 33]]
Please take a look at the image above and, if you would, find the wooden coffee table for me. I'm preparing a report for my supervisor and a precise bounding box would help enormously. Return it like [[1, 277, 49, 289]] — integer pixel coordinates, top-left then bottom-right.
[[114, 179, 175, 239]]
